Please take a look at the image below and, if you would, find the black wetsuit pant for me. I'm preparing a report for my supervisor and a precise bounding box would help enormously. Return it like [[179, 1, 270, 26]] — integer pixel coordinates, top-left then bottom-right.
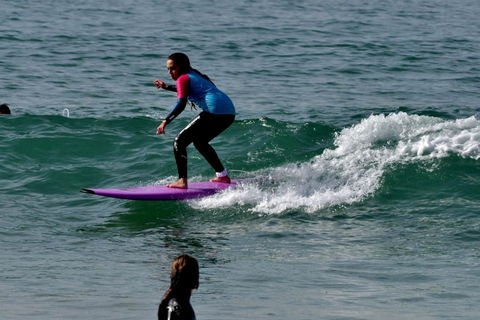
[[173, 111, 235, 179]]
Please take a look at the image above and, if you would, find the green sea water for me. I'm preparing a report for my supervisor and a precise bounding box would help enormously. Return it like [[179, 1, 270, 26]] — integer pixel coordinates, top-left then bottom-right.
[[1, 0, 480, 319]]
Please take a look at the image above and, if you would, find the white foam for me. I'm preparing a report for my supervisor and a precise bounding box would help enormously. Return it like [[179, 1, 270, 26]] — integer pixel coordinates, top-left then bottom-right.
[[193, 113, 480, 214]]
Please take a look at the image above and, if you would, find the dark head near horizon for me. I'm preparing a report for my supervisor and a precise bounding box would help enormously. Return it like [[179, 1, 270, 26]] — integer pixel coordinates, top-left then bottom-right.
[[0, 104, 11, 114]]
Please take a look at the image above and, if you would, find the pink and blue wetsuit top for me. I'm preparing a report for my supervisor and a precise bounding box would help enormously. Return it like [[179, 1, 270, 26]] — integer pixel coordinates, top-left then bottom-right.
[[177, 71, 235, 115], [165, 71, 235, 124]]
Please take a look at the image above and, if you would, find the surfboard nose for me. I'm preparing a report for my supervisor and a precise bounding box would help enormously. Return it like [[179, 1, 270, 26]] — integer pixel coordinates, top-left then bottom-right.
[[80, 188, 96, 194]]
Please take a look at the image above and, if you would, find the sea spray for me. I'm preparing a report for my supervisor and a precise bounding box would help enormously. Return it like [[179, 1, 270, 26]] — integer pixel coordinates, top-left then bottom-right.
[[194, 113, 480, 214]]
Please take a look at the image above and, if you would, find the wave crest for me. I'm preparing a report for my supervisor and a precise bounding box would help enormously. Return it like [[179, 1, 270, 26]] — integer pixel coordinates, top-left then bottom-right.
[[194, 113, 480, 214]]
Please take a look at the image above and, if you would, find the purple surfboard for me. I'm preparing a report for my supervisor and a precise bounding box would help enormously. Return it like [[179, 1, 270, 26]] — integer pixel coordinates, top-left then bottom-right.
[[81, 179, 244, 201]]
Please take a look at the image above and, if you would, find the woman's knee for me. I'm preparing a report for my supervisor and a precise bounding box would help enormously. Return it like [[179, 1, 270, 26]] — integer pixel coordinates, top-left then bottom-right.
[[174, 136, 186, 152], [193, 140, 210, 152]]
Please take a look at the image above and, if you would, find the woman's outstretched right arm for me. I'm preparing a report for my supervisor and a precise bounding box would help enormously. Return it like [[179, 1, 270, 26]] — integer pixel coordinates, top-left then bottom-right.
[[154, 79, 177, 92]]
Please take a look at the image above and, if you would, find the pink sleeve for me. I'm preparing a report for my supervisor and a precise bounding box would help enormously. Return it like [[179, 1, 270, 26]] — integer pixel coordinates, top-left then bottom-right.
[[176, 74, 190, 99]]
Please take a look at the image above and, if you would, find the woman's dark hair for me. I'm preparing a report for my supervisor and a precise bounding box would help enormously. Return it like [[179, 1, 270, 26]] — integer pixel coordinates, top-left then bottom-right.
[[167, 52, 214, 85], [168, 52, 191, 74]]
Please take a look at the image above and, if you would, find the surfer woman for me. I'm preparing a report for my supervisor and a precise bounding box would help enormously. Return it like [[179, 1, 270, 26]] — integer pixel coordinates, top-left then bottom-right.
[[154, 52, 236, 189], [158, 255, 199, 320]]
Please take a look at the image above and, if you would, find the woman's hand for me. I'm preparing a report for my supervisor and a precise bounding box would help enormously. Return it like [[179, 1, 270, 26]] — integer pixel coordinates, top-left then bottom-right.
[[157, 120, 167, 135], [154, 79, 167, 89]]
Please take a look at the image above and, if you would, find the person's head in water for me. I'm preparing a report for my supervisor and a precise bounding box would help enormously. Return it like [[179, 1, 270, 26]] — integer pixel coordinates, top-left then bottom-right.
[[167, 254, 199, 296], [158, 255, 199, 320], [0, 104, 11, 115]]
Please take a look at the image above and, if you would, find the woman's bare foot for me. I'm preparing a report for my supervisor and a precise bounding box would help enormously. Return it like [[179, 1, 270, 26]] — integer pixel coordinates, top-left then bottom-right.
[[210, 175, 231, 184], [167, 178, 188, 189]]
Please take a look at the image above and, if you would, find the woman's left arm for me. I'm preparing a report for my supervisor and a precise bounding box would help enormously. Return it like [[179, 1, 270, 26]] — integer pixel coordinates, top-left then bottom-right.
[[156, 75, 190, 135]]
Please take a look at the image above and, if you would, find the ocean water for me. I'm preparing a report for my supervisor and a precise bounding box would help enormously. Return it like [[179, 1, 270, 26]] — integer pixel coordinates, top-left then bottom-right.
[[1, 0, 480, 319]]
